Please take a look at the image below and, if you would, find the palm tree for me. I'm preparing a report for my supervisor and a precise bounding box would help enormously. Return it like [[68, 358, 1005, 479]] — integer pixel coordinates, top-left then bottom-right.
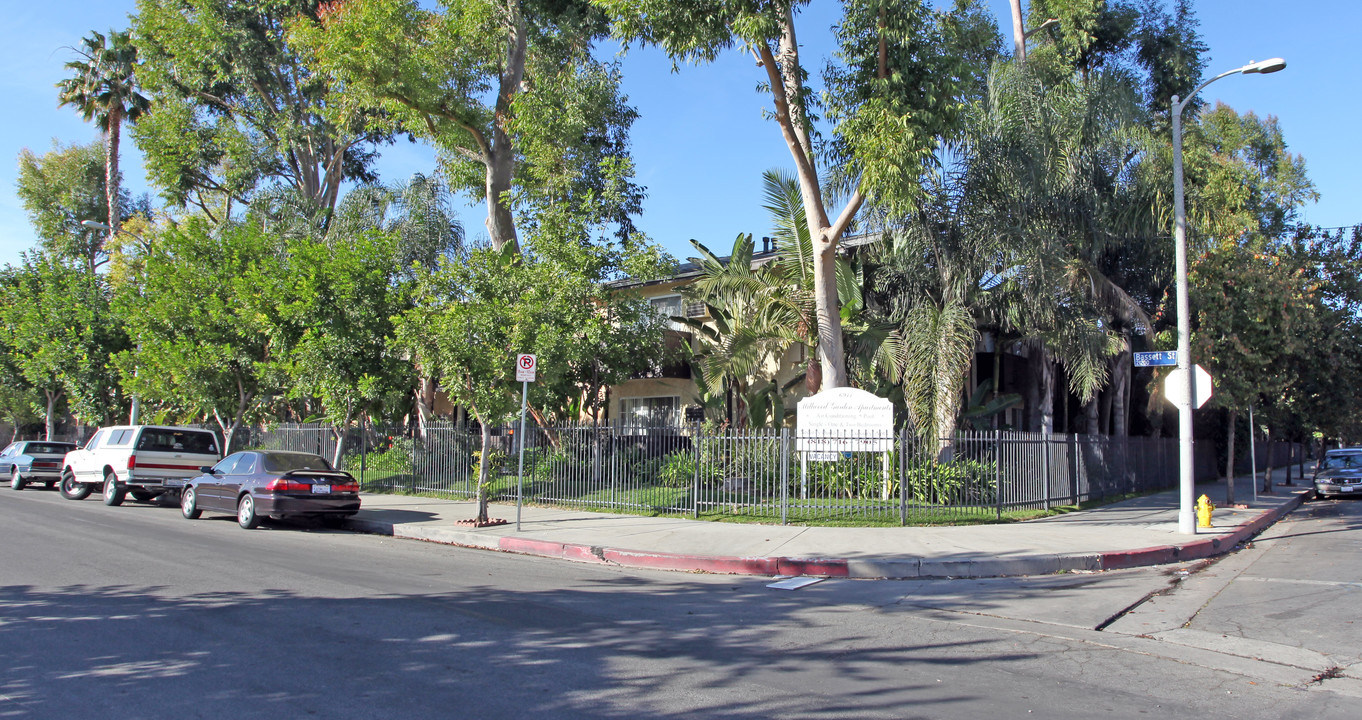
[[57, 29, 149, 246], [964, 63, 1156, 434]]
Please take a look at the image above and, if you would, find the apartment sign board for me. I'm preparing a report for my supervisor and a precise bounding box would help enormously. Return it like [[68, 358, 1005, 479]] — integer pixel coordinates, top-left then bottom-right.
[[515, 354, 537, 382], [797, 387, 893, 460]]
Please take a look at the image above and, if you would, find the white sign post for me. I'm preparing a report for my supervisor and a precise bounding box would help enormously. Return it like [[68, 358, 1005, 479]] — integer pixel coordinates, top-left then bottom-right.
[[515, 354, 536, 530], [796, 388, 895, 500]]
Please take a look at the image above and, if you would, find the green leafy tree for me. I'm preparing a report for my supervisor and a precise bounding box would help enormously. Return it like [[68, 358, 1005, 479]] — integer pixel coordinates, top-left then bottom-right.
[[1187, 240, 1315, 501], [268, 229, 414, 466], [398, 234, 668, 521], [597, 0, 988, 388], [325, 174, 465, 433], [293, 0, 642, 253], [0, 254, 127, 437], [15, 140, 139, 273], [131, 0, 383, 222], [113, 218, 282, 453], [57, 28, 150, 244]]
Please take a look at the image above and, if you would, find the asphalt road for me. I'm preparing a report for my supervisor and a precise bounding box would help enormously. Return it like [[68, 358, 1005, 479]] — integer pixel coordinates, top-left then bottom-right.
[[2, 486, 1359, 719]]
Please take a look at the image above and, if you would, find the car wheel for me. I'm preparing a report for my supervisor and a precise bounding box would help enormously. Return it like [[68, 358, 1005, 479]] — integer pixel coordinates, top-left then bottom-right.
[[181, 487, 202, 519], [60, 473, 92, 500], [10, 467, 25, 491], [130, 489, 156, 503], [237, 494, 260, 529], [102, 472, 126, 507], [320, 515, 346, 529]]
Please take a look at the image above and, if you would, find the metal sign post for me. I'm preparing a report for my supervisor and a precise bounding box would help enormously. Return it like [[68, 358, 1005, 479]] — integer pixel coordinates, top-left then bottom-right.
[[515, 354, 536, 531], [1248, 404, 1258, 504]]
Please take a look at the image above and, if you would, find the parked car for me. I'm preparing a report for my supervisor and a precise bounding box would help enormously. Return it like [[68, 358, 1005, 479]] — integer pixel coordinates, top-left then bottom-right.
[[1, 440, 78, 490], [60, 425, 221, 505], [180, 450, 361, 529], [1313, 448, 1362, 499]]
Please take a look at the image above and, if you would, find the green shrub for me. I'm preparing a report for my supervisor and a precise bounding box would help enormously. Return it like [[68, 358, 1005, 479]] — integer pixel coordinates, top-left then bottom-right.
[[657, 450, 722, 488], [904, 459, 997, 505]]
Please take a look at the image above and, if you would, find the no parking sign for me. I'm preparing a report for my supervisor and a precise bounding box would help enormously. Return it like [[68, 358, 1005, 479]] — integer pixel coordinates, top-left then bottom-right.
[[515, 354, 537, 382]]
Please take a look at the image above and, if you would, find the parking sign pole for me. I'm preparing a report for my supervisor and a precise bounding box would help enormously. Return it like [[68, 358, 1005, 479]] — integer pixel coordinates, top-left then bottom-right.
[[516, 378, 527, 532]]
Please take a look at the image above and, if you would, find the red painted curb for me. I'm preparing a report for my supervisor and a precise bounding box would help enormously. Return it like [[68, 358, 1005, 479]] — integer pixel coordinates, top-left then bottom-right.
[[498, 536, 606, 564], [1096, 490, 1308, 571], [603, 548, 780, 575]]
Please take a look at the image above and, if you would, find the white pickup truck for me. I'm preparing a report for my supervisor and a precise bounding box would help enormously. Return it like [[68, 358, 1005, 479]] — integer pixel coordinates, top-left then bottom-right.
[[60, 425, 222, 506]]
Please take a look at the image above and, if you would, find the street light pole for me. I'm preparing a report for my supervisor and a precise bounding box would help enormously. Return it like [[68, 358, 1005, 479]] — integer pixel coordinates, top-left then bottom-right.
[[1170, 58, 1285, 535]]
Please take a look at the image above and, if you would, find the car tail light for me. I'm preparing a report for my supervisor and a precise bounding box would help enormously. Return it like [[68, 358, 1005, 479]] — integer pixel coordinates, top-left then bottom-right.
[[333, 481, 360, 493], [266, 478, 311, 493], [127, 454, 136, 470]]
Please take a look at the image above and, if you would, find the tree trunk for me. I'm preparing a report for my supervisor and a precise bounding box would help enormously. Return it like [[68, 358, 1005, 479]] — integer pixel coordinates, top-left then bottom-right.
[[1037, 352, 1055, 435], [476, 420, 493, 523], [1224, 408, 1237, 505], [416, 375, 436, 439], [45, 390, 58, 441], [1009, 0, 1027, 62], [482, 6, 527, 254], [805, 345, 822, 395], [105, 106, 122, 258]]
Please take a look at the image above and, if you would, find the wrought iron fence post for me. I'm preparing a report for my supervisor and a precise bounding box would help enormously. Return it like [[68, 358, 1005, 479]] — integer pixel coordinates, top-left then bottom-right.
[[995, 429, 1003, 520], [1041, 433, 1052, 510], [899, 427, 907, 526], [692, 422, 701, 519], [780, 428, 789, 526], [1067, 432, 1078, 504], [360, 417, 368, 487], [1069, 433, 1079, 505], [609, 420, 618, 508]]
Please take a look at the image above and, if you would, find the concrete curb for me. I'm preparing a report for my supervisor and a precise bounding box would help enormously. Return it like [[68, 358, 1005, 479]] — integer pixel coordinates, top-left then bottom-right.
[[344, 489, 1312, 580]]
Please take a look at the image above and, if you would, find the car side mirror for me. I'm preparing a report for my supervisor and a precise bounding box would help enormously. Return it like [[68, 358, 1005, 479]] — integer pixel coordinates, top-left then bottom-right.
[[199, 466, 215, 474]]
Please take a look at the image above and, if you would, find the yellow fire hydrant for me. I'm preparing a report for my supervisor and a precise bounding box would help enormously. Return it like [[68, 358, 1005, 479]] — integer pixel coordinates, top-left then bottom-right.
[[1196, 494, 1215, 528]]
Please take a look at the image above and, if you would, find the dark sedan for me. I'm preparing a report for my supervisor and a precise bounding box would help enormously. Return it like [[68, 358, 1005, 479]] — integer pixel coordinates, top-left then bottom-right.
[[180, 450, 361, 529], [1314, 449, 1362, 499], [2, 440, 78, 490]]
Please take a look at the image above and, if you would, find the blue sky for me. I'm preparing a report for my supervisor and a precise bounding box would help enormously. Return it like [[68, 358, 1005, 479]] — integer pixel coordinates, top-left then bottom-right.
[[2, 1, 1356, 269]]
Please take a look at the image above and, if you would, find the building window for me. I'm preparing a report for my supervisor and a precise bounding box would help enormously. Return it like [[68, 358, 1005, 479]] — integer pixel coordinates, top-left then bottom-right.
[[620, 396, 681, 428], [649, 295, 687, 331]]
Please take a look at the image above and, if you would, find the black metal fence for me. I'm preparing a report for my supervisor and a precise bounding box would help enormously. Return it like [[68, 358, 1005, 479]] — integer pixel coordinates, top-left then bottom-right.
[[250, 421, 1183, 525]]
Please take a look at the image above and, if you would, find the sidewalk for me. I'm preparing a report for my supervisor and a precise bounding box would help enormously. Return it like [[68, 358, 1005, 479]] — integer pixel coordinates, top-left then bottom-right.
[[344, 475, 1315, 580]]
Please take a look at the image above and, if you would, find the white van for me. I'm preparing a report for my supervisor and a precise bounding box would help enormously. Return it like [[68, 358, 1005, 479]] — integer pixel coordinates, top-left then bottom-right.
[[60, 425, 222, 506]]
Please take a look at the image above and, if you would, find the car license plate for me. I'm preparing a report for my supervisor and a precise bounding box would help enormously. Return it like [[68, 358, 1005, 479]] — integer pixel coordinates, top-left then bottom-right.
[[1342, 486, 1355, 492], [312, 484, 331, 494]]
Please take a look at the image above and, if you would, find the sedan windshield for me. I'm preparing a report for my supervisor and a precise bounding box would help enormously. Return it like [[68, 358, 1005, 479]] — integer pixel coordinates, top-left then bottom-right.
[[1321, 454, 1362, 471], [261, 453, 335, 474]]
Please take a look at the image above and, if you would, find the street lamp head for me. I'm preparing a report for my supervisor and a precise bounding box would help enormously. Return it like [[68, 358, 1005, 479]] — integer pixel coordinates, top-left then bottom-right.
[[81, 219, 111, 231], [1242, 58, 1286, 74]]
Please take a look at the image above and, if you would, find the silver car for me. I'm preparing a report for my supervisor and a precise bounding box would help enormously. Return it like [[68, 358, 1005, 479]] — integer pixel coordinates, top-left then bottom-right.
[[1, 440, 78, 490], [1314, 449, 1362, 499]]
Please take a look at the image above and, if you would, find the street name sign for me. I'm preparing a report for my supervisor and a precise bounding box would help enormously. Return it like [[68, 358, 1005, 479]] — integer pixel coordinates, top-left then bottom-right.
[[515, 354, 537, 382], [1134, 351, 1178, 367]]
